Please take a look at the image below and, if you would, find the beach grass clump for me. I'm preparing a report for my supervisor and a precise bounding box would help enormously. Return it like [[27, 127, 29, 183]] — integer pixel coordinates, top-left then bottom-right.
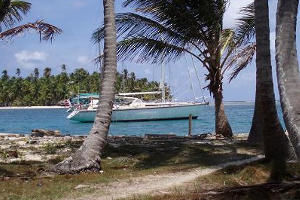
[[0, 150, 9, 160], [43, 143, 58, 155]]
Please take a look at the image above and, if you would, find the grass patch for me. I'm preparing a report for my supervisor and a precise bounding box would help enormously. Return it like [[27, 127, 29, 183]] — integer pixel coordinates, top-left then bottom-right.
[[43, 143, 57, 155]]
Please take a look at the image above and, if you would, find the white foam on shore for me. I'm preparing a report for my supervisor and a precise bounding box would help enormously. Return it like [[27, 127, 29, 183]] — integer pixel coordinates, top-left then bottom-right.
[[0, 133, 22, 136], [0, 106, 66, 110]]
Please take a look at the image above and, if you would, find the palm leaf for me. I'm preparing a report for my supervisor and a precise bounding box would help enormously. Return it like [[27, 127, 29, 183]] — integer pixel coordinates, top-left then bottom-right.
[[92, 12, 202, 49], [94, 36, 191, 64], [117, 36, 187, 63], [220, 29, 236, 56], [0, 20, 62, 41], [235, 2, 255, 44], [0, 0, 31, 31], [226, 43, 256, 82]]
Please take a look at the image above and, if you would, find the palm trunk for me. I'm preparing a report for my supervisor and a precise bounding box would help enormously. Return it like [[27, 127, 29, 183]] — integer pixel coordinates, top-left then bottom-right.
[[248, 93, 263, 144], [276, 0, 300, 158], [54, 0, 117, 174], [254, 0, 296, 181], [214, 90, 233, 138]]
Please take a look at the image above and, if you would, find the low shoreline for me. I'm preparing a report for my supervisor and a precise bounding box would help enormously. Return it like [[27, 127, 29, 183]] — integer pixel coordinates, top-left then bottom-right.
[[0, 106, 66, 110], [0, 132, 249, 137], [0, 132, 250, 164]]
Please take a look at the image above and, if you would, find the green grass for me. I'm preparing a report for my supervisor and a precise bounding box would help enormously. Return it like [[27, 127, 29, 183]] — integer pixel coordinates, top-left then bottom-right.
[[0, 140, 262, 200]]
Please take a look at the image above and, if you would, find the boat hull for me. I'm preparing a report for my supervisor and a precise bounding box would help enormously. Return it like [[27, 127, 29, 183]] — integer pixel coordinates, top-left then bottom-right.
[[67, 103, 207, 123]]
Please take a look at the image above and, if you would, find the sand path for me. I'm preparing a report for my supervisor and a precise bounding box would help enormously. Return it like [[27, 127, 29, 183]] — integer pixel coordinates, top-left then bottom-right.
[[67, 155, 264, 200]]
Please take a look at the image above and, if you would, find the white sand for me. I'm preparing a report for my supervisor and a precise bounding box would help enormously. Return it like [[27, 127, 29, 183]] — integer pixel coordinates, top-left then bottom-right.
[[0, 106, 66, 110]]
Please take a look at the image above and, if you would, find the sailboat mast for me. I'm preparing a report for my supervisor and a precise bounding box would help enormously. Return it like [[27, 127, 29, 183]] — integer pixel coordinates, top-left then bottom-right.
[[160, 61, 166, 103]]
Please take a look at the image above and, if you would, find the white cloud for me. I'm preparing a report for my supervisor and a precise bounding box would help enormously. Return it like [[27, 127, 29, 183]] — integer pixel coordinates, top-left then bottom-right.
[[77, 56, 90, 65], [15, 50, 47, 69], [223, 0, 253, 28]]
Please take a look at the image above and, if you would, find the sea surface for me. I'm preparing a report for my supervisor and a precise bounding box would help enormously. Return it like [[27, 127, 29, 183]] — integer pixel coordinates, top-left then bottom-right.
[[0, 103, 284, 136]]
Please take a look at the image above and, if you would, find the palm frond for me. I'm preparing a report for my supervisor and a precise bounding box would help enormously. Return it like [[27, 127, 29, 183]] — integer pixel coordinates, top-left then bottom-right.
[[0, 20, 62, 41], [117, 36, 187, 64], [122, 0, 229, 43], [220, 28, 235, 56], [226, 43, 256, 82], [235, 2, 255, 44], [93, 0, 232, 68], [0, 0, 31, 30], [94, 36, 194, 65], [92, 12, 200, 49]]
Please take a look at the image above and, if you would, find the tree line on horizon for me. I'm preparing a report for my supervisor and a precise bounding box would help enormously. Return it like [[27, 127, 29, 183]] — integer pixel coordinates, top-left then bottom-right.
[[0, 66, 169, 106]]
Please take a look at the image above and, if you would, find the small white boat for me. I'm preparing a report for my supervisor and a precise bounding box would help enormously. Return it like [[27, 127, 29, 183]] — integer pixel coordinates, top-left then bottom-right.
[[67, 96, 208, 122]]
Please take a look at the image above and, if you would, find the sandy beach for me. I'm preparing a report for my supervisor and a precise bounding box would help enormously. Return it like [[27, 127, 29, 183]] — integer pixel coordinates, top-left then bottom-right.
[[0, 106, 66, 110]]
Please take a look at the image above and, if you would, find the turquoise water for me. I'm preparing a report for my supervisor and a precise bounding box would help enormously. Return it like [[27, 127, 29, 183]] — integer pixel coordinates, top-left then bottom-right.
[[0, 104, 284, 136]]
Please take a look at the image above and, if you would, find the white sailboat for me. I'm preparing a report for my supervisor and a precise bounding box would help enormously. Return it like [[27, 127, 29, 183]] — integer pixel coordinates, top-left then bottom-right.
[[67, 58, 208, 123], [67, 94, 208, 122]]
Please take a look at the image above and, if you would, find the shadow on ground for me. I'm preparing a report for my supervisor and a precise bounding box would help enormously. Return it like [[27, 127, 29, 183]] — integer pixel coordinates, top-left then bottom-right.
[[102, 140, 261, 171]]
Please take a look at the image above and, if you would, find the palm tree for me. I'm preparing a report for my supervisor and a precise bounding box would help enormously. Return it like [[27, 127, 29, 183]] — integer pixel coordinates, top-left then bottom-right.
[[254, 0, 293, 181], [1, 69, 8, 79], [233, 3, 262, 144], [33, 68, 39, 79], [54, 0, 118, 174], [61, 64, 67, 73], [93, 0, 256, 137], [232, 3, 294, 157], [43, 67, 51, 78], [0, 0, 61, 41], [16, 68, 20, 77], [276, 0, 300, 158]]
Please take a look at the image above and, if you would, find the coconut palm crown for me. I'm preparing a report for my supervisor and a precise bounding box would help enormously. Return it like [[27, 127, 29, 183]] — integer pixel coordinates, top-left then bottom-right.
[[93, 0, 255, 137]]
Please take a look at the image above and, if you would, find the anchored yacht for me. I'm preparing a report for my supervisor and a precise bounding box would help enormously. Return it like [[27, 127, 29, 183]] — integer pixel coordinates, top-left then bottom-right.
[[67, 94, 208, 122]]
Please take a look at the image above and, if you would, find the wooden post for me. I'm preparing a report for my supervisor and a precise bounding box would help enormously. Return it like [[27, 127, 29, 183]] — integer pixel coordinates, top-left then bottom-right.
[[188, 114, 192, 137]]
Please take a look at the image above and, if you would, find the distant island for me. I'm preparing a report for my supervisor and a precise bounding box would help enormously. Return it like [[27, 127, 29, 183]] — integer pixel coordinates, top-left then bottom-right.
[[0, 67, 170, 107]]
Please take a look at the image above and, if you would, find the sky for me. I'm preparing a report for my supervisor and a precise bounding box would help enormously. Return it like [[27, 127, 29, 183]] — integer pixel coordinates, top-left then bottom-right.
[[0, 0, 299, 101]]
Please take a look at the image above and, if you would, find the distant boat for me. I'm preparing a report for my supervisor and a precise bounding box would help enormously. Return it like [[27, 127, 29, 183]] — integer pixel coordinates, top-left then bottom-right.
[[67, 94, 208, 123]]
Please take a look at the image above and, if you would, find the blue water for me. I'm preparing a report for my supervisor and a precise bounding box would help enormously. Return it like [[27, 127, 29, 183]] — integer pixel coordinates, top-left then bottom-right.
[[0, 104, 284, 136]]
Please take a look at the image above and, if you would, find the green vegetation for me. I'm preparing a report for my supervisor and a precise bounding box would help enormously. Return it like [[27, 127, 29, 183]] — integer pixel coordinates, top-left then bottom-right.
[[0, 67, 170, 106]]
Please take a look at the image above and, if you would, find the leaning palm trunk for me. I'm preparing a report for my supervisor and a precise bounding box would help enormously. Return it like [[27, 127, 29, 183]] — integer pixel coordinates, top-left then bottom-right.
[[254, 0, 295, 181], [54, 0, 117, 174], [276, 0, 300, 158], [214, 90, 233, 137], [210, 28, 233, 138]]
